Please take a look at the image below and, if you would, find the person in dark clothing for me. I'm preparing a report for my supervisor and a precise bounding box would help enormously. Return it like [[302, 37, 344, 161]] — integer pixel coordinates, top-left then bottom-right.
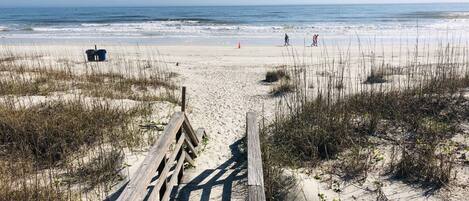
[[311, 34, 317, 47], [284, 33, 290, 46], [312, 34, 319, 47]]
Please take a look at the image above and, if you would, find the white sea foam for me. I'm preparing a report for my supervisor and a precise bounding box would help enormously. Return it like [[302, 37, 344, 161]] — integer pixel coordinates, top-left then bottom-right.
[[427, 19, 469, 30], [4, 17, 469, 44], [442, 11, 469, 18]]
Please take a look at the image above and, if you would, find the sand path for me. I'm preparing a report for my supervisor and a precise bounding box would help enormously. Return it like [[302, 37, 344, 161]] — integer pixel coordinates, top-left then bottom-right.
[[159, 46, 282, 200]]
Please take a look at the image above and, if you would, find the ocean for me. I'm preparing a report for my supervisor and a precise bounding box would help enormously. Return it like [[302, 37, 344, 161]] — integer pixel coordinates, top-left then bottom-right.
[[1, 4, 469, 45]]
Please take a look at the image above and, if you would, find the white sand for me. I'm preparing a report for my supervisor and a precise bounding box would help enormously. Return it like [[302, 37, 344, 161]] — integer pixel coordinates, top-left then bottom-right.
[[144, 45, 468, 201], [2, 44, 467, 200]]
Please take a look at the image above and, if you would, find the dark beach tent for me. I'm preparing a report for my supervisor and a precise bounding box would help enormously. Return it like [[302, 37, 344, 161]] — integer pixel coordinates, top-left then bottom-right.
[[86, 49, 96, 62], [96, 49, 107, 61]]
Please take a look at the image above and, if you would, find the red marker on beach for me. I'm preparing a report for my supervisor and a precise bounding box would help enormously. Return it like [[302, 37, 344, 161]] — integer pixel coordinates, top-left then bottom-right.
[[237, 42, 241, 49]]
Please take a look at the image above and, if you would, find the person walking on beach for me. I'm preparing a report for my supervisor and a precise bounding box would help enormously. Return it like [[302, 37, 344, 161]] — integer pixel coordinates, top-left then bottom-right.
[[312, 34, 317, 46], [284, 33, 290, 46], [312, 34, 319, 47]]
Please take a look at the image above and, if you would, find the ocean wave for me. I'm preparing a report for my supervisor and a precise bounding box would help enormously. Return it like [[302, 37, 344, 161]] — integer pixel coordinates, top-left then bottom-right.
[[20, 27, 34, 31], [150, 18, 237, 24], [4, 17, 469, 39], [20, 17, 237, 26], [106, 15, 149, 19], [81, 23, 111, 27], [24, 20, 469, 36], [0, 26, 35, 32], [400, 11, 469, 20], [427, 18, 469, 29], [443, 12, 469, 19]]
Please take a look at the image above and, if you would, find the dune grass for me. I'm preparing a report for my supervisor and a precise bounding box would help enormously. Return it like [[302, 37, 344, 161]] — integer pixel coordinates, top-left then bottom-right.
[[0, 99, 154, 200], [0, 100, 147, 165], [261, 41, 469, 200], [0, 47, 179, 200], [270, 80, 295, 96], [265, 68, 290, 83], [0, 49, 178, 103]]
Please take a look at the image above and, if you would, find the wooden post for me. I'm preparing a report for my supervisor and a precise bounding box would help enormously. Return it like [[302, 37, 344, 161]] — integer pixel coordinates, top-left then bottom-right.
[[177, 86, 186, 142], [247, 112, 266, 201], [94, 45, 98, 61], [181, 86, 186, 112]]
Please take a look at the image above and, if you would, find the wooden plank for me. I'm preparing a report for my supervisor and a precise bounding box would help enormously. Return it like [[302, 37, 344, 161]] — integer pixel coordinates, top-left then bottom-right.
[[196, 128, 207, 143], [155, 154, 167, 201], [181, 86, 186, 112], [248, 186, 266, 201], [150, 135, 186, 200], [184, 151, 195, 167], [116, 112, 185, 201], [184, 137, 198, 158], [246, 112, 266, 201], [183, 113, 199, 146], [161, 151, 186, 201], [247, 112, 264, 186]]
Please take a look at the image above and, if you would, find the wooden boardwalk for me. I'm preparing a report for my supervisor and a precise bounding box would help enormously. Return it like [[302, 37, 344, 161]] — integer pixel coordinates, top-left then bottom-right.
[[116, 111, 207, 201], [112, 88, 266, 201]]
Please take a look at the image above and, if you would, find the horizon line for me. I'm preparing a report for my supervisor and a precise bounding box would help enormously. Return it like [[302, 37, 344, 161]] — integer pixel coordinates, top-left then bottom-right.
[[1, 2, 469, 8]]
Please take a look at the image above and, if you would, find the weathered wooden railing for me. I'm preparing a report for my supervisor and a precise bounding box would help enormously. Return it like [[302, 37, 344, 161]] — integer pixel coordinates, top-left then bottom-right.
[[246, 112, 266, 201], [116, 87, 206, 201]]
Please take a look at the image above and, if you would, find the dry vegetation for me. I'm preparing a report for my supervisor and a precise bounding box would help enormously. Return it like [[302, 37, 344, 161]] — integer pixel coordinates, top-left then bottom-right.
[[0, 47, 178, 200], [270, 80, 295, 97], [262, 41, 469, 200], [265, 68, 289, 83], [0, 48, 178, 103], [265, 67, 295, 96]]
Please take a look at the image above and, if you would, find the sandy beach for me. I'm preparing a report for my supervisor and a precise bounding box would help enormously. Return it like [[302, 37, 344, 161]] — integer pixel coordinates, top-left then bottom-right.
[[2, 3, 469, 201], [1, 44, 286, 200], [1, 42, 467, 201]]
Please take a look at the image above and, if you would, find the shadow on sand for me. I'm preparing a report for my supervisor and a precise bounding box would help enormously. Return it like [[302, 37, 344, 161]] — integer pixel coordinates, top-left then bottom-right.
[[172, 138, 247, 201], [106, 139, 247, 201]]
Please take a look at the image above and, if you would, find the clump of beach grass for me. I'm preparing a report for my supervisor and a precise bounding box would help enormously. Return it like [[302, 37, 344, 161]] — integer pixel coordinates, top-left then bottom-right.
[[260, 124, 298, 201], [334, 145, 373, 181], [363, 71, 387, 84], [270, 80, 295, 96], [63, 149, 125, 191], [392, 117, 458, 186], [265, 69, 290, 83]]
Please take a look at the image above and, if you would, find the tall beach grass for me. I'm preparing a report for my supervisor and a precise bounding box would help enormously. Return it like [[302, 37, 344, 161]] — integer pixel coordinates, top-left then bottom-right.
[[262, 38, 469, 200]]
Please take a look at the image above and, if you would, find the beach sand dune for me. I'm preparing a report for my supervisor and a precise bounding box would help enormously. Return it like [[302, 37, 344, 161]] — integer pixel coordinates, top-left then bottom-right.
[[2, 44, 467, 201]]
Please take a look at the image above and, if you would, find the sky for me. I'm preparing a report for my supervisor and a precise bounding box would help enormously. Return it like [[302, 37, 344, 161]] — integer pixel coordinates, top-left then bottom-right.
[[0, 0, 468, 7]]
